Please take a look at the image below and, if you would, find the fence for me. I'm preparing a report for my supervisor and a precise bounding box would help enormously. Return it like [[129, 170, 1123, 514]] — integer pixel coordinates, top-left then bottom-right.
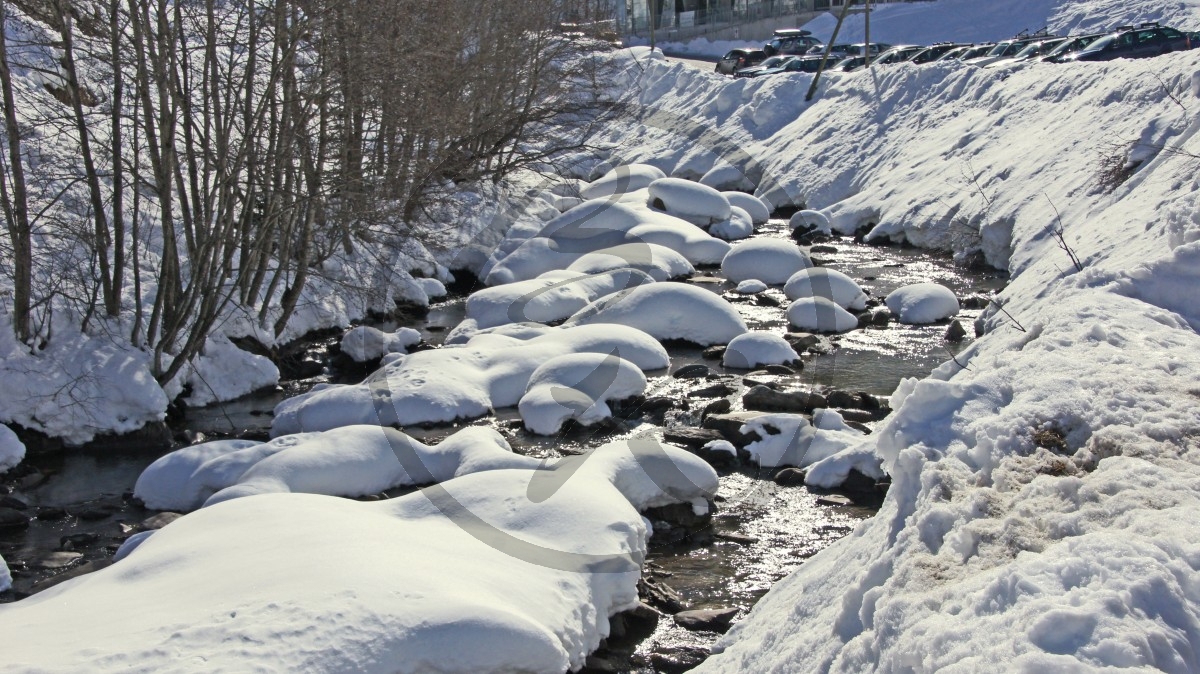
[[622, 0, 932, 42]]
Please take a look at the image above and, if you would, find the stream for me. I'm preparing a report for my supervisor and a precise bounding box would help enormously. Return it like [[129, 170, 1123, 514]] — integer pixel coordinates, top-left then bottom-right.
[[0, 220, 1006, 672]]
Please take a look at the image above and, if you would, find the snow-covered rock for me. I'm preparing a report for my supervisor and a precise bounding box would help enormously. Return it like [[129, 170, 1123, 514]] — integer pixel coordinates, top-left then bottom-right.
[[783, 267, 869, 310], [565, 282, 747, 346], [272, 325, 669, 434], [1, 438, 718, 673], [519, 353, 647, 434], [788, 209, 832, 233], [723, 192, 771, 224], [340, 326, 422, 363], [709, 205, 755, 241], [721, 239, 812, 284], [646, 177, 731, 227], [786, 297, 860, 333], [538, 199, 645, 241], [722, 332, 801, 369], [740, 411, 871, 471], [0, 424, 24, 474], [464, 269, 654, 331], [885, 282, 960, 324], [625, 217, 732, 266], [0, 552, 10, 593], [700, 164, 754, 191], [565, 243, 694, 282], [580, 164, 666, 200], [735, 279, 768, 295]]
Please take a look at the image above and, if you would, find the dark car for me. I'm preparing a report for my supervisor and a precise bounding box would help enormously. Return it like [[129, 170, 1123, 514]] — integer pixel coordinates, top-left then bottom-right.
[[734, 55, 796, 78], [986, 37, 1068, 67], [872, 44, 925, 65], [779, 54, 843, 74], [764, 28, 822, 56], [955, 43, 998, 61], [715, 48, 768, 75], [1064, 22, 1193, 61], [1032, 34, 1103, 63], [909, 42, 970, 64], [965, 31, 1058, 66]]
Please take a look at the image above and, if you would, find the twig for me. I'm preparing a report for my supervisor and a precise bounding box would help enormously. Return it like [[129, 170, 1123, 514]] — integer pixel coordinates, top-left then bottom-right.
[[945, 347, 972, 372], [988, 297, 1027, 333], [1045, 193, 1083, 272]]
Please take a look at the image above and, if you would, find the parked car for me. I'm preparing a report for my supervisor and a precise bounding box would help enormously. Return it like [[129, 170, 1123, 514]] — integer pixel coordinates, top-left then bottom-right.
[[715, 48, 768, 75], [764, 28, 822, 56], [734, 55, 796, 78], [871, 44, 925, 65], [955, 43, 998, 60], [933, 45, 974, 61], [1063, 22, 1193, 61], [781, 54, 844, 74], [836, 55, 870, 72], [965, 30, 1058, 66], [985, 37, 1068, 67], [1037, 34, 1104, 62], [909, 42, 970, 64], [806, 43, 858, 59]]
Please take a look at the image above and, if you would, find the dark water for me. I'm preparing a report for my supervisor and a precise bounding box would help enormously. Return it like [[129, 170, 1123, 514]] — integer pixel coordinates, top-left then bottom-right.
[[0, 224, 1005, 669]]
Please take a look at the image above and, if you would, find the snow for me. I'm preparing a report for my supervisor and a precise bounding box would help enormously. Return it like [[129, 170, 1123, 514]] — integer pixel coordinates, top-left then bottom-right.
[[580, 163, 666, 200], [646, 177, 731, 226], [0, 424, 25, 474], [735, 279, 767, 295], [0, 438, 718, 673], [789, 209, 833, 233], [624, 217, 732, 265], [784, 267, 870, 311], [740, 411, 872, 471], [564, 282, 748, 346], [339, 326, 423, 363], [564, 242, 694, 281], [272, 324, 669, 434], [700, 163, 755, 191], [709, 205, 755, 241], [885, 282, 961, 324], [136, 425, 535, 510], [463, 269, 654, 332], [787, 296, 861, 333], [721, 239, 813, 285], [723, 192, 771, 224], [0, 552, 10, 593], [519, 353, 647, 434], [722, 332, 801, 369]]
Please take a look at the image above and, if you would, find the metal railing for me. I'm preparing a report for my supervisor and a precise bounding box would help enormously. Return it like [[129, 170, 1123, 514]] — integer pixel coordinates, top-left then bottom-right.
[[625, 1, 814, 40]]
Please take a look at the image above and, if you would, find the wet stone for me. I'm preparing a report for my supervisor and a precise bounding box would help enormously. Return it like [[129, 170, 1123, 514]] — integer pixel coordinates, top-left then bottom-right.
[[0, 507, 31, 532], [637, 396, 676, 415], [871, 310, 891, 327], [702, 412, 766, 445], [700, 345, 726, 360], [816, 494, 855, 507], [672, 364, 712, 379], [0, 495, 28, 510], [945, 319, 968, 342], [773, 467, 807, 486], [755, 294, 782, 307], [764, 364, 797, 375], [673, 607, 739, 634], [35, 506, 67, 521], [638, 576, 686, 613], [34, 551, 84, 570], [714, 531, 758, 545], [809, 244, 838, 254], [663, 427, 726, 448], [60, 533, 100, 550], [701, 399, 731, 418], [141, 512, 184, 530], [687, 382, 735, 398], [650, 645, 710, 673], [838, 409, 878, 424], [826, 390, 860, 409], [783, 332, 820, 352], [743, 385, 825, 413], [961, 293, 991, 309]]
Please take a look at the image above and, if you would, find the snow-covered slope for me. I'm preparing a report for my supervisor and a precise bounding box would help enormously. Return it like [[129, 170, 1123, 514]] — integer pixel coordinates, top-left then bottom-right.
[[603, 0, 1200, 671]]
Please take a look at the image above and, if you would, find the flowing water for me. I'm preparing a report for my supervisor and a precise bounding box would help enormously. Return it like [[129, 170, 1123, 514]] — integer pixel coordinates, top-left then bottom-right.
[[0, 221, 1006, 671]]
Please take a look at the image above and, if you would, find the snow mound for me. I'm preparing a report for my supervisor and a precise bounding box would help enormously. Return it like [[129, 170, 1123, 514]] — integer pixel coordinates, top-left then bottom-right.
[[340, 326, 422, 363], [0, 424, 25, 474], [722, 239, 812, 284], [464, 269, 654, 331], [885, 282, 961, 324], [722, 333, 800, 369], [581, 164, 666, 200], [537, 199, 645, 240], [735, 279, 767, 295], [740, 411, 868, 469], [700, 164, 754, 191], [625, 217, 732, 266], [723, 192, 771, 224], [786, 297, 860, 333], [272, 324, 669, 434], [709, 205, 755, 241], [564, 282, 748, 346], [565, 243, 694, 282], [0, 552, 9, 593], [647, 178, 731, 226], [1, 439, 717, 673], [520, 353, 648, 434], [784, 268, 869, 311], [789, 209, 832, 233], [179, 334, 281, 407]]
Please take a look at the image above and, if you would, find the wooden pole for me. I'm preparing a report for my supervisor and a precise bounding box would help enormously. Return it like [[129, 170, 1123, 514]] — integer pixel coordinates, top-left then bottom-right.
[[805, 0, 852, 101]]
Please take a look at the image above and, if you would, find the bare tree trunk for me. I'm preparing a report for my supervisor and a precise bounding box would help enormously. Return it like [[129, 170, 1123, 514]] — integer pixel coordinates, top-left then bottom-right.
[[0, 0, 32, 343]]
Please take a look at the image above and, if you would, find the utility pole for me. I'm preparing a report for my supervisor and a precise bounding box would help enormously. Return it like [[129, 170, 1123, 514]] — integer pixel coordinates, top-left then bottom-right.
[[650, 0, 656, 53], [865, 0, 871, 67], [806, 0, 852, 101]]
